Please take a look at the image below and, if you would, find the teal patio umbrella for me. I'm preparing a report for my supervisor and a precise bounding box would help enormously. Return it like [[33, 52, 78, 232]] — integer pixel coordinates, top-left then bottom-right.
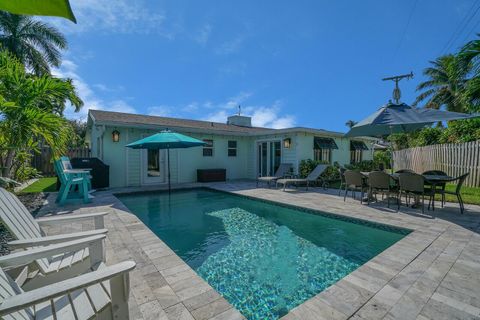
[[126, 130, 206, 192]]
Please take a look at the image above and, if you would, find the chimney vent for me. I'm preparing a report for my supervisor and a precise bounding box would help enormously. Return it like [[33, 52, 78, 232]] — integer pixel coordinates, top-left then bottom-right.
[[227, 115, 252, 127]]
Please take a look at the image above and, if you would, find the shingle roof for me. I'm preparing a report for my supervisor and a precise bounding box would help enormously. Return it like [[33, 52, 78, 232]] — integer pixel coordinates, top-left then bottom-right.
[[89, 110, 275, 135]]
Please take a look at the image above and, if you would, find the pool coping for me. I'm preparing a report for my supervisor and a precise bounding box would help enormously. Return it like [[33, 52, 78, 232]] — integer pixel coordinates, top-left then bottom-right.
[[37, 181, 480, 320]]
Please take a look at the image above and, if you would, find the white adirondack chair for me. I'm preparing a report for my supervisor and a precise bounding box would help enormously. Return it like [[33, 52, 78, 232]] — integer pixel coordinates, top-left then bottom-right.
[[0, 187, 109, 289], [0, 235, 135, 320]]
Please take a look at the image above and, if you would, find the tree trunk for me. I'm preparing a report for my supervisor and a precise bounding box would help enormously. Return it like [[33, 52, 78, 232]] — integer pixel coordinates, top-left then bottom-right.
[[2, 150, 16, 178]]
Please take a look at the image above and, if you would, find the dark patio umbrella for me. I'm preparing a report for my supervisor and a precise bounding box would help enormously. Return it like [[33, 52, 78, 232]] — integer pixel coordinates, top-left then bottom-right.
[[345, 102, 478, 169], [345, 102, 477, 138], [126, 130, 205, 192]]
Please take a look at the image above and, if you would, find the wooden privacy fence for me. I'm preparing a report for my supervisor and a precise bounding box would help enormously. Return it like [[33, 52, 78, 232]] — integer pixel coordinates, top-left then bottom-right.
[[31, 146, 91, 176], [393, 140, 480, 187]]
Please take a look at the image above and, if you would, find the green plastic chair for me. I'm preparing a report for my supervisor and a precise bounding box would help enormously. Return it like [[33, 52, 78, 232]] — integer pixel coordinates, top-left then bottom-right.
[[54, 159, 90, 205]]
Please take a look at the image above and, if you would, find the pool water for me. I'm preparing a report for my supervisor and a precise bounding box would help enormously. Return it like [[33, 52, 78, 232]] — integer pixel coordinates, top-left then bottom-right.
[[117, 188, 408, 319]]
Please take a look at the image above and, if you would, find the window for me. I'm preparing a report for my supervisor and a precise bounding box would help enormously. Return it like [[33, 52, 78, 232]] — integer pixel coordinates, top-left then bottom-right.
[[350, 140, 368, 164], [203, 139, 213, 156], [313, 137, 338, 164], [314, 148, 332, 163], [228, 140, 237, 157], [350, 150, 363, 164]]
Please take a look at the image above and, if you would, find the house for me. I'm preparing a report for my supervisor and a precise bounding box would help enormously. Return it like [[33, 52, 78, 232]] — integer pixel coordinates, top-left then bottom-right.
[[86, 110, 374, 188]]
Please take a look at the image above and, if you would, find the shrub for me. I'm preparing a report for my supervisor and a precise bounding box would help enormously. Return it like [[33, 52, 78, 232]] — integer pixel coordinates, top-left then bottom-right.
[[14, 165, 41, 182], [373, 150, 391, 170], [440, 118, 480, 143], [345, 160, 377, 172], [299, 159, 340, 182], [299, 159, 328, 178], [388, 133, 410, 150], [409, 127, 443, 147]]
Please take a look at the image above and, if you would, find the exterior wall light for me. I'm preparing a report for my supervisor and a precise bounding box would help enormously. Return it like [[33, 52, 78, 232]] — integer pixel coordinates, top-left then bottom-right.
[[112, 130, 120, 142], [283, 138, 291, 149]]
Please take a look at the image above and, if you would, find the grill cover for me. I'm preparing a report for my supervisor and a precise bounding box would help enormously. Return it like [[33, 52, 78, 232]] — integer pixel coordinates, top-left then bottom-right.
[[70, 157, 110, 189]]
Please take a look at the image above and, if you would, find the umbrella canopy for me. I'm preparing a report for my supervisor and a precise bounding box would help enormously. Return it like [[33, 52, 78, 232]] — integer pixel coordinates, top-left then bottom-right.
[[0, 0, 77, 23], [345, 102, 476, 138], [125, 131, 206, 149], [126, 130, 205, 192]]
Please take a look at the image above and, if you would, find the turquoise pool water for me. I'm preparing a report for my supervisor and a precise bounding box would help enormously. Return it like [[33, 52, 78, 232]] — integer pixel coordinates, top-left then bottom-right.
[[117, 188, 409, 319]]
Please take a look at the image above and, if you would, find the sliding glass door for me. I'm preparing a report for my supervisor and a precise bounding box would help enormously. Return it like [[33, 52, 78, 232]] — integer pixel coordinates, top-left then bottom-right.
[[257, 141, 281, 177]]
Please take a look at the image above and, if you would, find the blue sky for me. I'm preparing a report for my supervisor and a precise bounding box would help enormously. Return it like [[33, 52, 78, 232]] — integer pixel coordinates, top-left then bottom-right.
[[50, 0, 479, 132]]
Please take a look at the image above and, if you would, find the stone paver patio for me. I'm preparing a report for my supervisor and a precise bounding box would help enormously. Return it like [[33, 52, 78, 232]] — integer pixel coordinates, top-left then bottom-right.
[[37, 181, 480, 320]]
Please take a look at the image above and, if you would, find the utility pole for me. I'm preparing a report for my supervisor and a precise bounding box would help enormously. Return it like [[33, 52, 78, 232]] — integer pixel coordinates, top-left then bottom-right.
[[382, 72, 414, 104]]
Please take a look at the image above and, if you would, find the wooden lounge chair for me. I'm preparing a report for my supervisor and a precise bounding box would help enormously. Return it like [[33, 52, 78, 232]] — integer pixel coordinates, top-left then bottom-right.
[[0, 235, 135, 320], [0, 187, 108, 289], [276, 164, 328, 191], [256, 163, 292, 187]]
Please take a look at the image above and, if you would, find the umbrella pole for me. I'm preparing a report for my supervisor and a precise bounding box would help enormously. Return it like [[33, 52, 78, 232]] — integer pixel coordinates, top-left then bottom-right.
[[167, 148, 171, 194], [389, 125, 394, 172]]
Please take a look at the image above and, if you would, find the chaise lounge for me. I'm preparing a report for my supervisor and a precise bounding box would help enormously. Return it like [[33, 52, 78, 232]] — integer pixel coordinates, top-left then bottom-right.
[[276, 164, 328, 191], [256, 163, 293, 187]]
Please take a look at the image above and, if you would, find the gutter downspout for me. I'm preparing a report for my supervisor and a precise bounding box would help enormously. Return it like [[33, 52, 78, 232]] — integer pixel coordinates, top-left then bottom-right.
[[98, 125, 106, 161]]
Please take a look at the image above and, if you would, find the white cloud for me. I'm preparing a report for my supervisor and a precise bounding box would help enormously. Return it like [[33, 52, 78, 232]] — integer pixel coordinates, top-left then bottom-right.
[[109, 100, 137, 114], [148, 105, 174, 117], [214, 36, 244, 54], [182, 102, 199, 113], [46, 0, 168, 35], [195, 24, 212, 46], [53, 59, 136, 121], [93, 83, 125, 93], [202, 97, 295, 129], [219, 92, 252, 109], [249, 107, 296, 129]]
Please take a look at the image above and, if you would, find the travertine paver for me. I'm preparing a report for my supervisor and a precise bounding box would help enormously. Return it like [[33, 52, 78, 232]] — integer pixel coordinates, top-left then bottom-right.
[[37, 181, 480, 319]]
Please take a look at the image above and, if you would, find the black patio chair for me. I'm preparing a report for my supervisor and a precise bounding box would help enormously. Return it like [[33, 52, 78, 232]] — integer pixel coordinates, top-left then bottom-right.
[[397, 172, 434, 213], [338, 167, 346, 196], [422, 170, 448, 208], [367, 171, 398, 208], [395, 169, 415, 174], [444, 173, 469, 214], [343, 170, 368, 203]]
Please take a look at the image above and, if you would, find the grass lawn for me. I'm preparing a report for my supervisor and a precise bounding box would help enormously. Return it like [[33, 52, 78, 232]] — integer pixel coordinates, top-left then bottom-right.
[[438, 183, 480, 206], [21, 177, 57, 193]]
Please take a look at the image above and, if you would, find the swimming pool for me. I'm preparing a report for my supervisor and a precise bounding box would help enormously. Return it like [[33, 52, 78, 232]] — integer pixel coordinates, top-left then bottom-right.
[[117, 188, 409, 319]]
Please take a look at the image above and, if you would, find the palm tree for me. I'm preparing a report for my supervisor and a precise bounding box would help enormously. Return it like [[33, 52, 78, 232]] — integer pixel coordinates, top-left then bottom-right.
[[458, 34, 480, 112], [345, 120, 357, 128], [0, 51, 82, 177], [0, 12, 67, 75], [414, 54, 469, 112]]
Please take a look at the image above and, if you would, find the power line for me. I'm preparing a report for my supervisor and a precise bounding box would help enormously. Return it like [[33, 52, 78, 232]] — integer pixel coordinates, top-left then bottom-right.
[[393, 0, 420, 61], [460, 16, 480, 45], [441, 0, 480, 54]]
